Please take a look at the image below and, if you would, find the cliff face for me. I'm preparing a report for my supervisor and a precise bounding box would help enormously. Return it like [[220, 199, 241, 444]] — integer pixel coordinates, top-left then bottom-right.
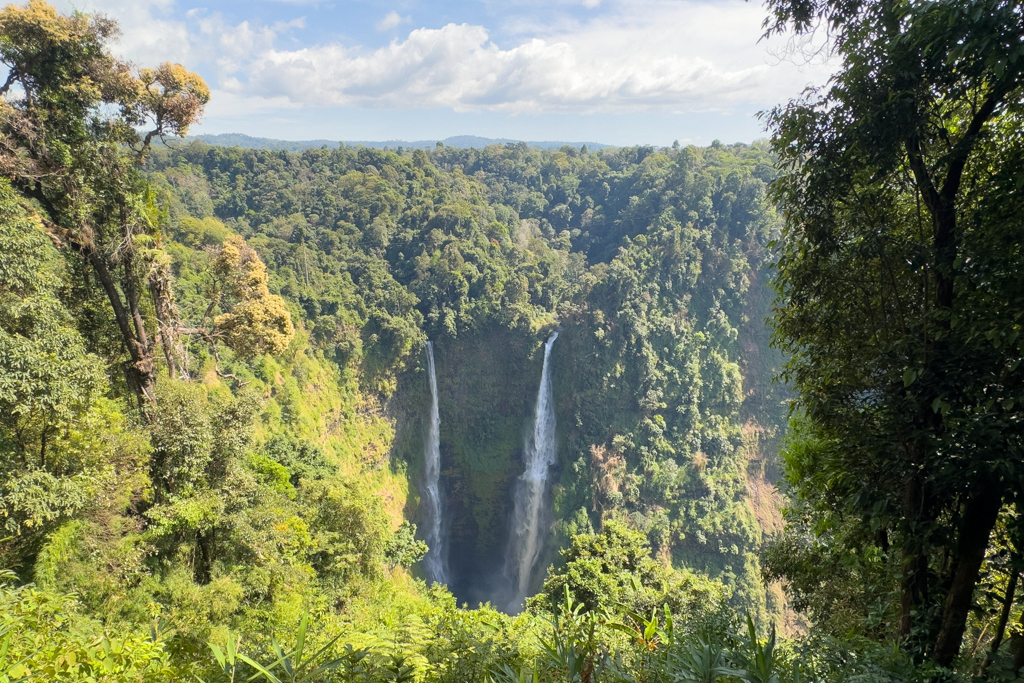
[[417, 329, 542, 606], [389, 257, 786, 618]]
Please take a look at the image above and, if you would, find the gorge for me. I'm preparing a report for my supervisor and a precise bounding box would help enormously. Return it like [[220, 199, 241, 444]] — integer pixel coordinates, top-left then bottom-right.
[[3, 3, 1021, 676], [337, 140, 790, 616], [420, 331, 562, 611], [6, 129, 792, 650]]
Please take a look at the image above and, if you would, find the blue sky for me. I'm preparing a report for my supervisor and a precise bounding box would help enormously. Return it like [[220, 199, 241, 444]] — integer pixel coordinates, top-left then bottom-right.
[[64, 0, 833, 146]]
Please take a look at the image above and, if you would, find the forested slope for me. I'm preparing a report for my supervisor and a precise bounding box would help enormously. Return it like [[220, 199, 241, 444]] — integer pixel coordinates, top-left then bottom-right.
[[0, 3, 789, 657], [143, 139, 789, 619], [0, 123, 788, 677]]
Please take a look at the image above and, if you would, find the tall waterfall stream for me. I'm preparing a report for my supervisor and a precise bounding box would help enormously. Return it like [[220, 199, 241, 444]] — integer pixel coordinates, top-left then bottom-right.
[[505, 331, 559, 611], [422, 341, 448, 585]]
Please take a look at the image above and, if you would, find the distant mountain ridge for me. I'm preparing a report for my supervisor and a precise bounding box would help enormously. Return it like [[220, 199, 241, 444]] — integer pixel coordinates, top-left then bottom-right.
[[193, 133, 612, 152]]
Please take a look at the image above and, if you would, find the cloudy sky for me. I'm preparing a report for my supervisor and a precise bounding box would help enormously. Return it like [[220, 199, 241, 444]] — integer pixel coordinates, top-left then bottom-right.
[[57, 0, 833, 146]]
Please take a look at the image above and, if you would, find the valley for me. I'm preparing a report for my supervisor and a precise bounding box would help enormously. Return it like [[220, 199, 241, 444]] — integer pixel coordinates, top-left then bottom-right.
[[3, 2, 1020, 680]]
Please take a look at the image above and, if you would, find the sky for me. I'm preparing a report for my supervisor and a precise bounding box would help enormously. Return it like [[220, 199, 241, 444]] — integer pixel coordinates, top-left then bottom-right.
[[58, 0, 835, 146]]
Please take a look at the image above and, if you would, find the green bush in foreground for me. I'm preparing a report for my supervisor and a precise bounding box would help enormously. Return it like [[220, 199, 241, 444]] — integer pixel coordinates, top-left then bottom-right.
[[0, 571, 175, 682]]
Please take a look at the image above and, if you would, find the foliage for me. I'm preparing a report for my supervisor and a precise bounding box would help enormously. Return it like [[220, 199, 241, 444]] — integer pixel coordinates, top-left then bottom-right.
[[0, 570, 178, 682], [0, 3, 796, 679], [0, 178, 100, 466], [384, 523, 428, 570], [212, 235, 296, 359], [763, 0, 1024, 667], [231, 611, 355, 683], [540, 521, 730, 636]]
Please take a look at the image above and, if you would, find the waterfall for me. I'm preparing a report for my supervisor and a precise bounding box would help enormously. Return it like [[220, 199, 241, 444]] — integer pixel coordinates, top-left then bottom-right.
[[422, 341, 447, 585], [506, 331, 559, 610]]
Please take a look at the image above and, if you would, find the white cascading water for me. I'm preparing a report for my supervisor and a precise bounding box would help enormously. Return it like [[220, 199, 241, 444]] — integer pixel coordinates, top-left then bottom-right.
[[506, 331, 559, 610], [422, 341, 448, 585]]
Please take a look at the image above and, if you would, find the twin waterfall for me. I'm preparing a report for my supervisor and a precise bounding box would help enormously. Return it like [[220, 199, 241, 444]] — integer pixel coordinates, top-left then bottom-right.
[[506, 331, 559, 611], [421, 332, 559, 610], [422, 342, 448, 585]]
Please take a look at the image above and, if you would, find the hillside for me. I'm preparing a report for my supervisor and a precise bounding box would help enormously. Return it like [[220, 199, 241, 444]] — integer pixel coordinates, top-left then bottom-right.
[[0, 107, 791, 677], [140, 138, 788, 619]]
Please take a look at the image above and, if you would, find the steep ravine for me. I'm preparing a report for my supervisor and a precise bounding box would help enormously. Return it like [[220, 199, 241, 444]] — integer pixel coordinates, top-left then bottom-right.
[[394, 262, 787, 618], [395, 327, 554, 607]]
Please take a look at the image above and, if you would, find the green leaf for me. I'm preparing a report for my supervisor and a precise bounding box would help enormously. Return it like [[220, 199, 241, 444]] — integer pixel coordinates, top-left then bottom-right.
[[238, 653, 282, 683], [210, 644, 226, 669], [294, 610, 308, 669]]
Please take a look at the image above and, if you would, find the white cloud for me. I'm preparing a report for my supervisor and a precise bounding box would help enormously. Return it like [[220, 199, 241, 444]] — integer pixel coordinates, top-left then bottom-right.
[[189, 15, 280, 77], [238, 2, 831, 115], [52, 0, 191, 65], [376, 11, 411, 32], [203, 89, 304, 117], [50, 0, 833, 123]]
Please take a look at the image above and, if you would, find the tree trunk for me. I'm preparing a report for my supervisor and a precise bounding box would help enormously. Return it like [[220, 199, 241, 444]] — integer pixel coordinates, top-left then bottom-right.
[[933, 491, 1004, 666], [991, 571, 1018, 654], [148, 259, 183, 379], [85, 249, 157, 406], [899, 476, 930, 637], [195, 529, 214, 585], [980, 569, 1018, 675]]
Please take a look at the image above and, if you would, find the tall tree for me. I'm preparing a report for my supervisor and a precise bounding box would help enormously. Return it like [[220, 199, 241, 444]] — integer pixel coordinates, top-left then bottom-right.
[[765, 0, 1024, 666], [0, 0, 209, 405]]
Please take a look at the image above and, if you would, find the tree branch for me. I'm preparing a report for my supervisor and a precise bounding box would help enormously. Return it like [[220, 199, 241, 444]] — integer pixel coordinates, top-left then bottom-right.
[[0, 70, 17, 96], [905, 134, 941, 217], [939, 87, 1006, 205]]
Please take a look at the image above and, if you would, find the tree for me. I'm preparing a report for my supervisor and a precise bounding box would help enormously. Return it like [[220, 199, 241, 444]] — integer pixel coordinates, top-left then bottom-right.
[[384, 521, 428, 570], [0, 179, 101, 551], [0, 178, 152, 571], [0, 0, 209, 405], [541, 522, 730, 635], [208, 235, 295, 360], [0, 179, 99, 467], [764, 0, 1024, 665]]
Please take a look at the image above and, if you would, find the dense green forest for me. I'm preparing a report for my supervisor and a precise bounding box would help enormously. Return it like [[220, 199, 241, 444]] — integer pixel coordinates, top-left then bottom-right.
[[141, 132, 788, 620], [1, 0, 1023, 681]]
